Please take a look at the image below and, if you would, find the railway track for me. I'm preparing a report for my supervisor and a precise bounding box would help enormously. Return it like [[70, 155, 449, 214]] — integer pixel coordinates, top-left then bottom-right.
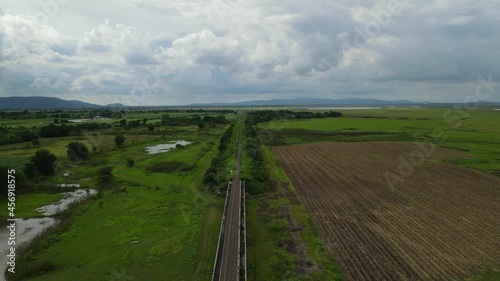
[[212, 119, 247, 281]]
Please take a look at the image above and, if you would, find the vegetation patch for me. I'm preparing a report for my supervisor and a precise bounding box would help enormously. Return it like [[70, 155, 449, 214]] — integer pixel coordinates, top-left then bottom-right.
[[146, 161, 194, 173]]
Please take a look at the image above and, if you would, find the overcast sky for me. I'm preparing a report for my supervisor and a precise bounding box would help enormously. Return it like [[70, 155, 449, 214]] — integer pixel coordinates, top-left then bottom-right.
[[0, 0, 499, 105]]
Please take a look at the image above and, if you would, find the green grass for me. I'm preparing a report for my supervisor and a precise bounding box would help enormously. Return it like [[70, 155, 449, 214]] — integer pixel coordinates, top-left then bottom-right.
[[5, 124, 227, 281], [257, 107, 500, 175], [246, 146, 342, 281], [0, 193, 64, 218], [0, 118, 54, 128]]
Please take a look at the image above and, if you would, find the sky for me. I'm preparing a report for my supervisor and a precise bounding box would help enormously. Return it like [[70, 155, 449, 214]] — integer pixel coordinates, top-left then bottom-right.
[[0, 0, 499, 105]]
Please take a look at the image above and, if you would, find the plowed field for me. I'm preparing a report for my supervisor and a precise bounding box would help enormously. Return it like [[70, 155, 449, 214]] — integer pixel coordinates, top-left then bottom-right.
[[274, 142, 500, 281]]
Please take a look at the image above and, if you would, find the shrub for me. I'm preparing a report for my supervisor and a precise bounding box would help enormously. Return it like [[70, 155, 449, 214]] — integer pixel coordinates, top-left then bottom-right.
[[96, 166, 114, 187], [114, 134, 126, 148], [66, 142, 89, 161], [31, 137, 40, 148], [29, 149, 57, 175]]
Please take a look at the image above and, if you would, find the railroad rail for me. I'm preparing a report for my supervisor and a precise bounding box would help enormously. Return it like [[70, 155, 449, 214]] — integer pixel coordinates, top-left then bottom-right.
[[212, 120, 247, 281]]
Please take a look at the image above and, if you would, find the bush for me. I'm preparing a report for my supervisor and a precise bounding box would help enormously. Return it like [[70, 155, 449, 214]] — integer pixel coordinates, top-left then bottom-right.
[[23, 161, 37, 179], [16, 129, 38, 142], [31, 137, 40, 148], [29, 149, 57, 175], [114, 134, 126, 148], [66, 142, 89, 161], [96, 166, 114, 187], [39, 125, 70, 138], [127, 158, 135, 168]]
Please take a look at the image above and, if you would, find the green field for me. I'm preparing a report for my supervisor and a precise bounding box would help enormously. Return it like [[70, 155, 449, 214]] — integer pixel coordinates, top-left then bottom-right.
[[1, 106, 498, 281], [258, 107, 500, 176], [1, 193, 63, 218], [2, 123, 227, 281]]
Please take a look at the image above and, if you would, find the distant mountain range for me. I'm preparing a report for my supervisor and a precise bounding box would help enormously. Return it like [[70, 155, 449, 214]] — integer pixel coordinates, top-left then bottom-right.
[[0, 97, 125, 110], [191, 98, 418, 106], [0, 96, 497, 110]]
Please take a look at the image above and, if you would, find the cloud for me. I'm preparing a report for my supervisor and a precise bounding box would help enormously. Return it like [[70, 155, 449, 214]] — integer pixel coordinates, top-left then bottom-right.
[[0, 0, 499, 105]]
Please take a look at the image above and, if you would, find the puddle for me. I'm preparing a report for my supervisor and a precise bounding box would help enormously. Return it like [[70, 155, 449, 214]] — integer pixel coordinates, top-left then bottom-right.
[[57, 183, 81, 188], [0, 189, 96, 281], [36, 189, 97, 216], [145, 140, 192, 154]]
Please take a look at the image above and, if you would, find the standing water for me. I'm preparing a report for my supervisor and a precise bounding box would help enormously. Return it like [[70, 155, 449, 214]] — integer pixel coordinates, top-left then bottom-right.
[[145, 140, 192, 154], [0, 189, 96, 281]]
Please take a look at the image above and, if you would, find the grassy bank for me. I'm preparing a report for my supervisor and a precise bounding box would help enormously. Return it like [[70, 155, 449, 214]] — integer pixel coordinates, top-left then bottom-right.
[[246, 145, 342, 280], [1, 193, 64, 218]]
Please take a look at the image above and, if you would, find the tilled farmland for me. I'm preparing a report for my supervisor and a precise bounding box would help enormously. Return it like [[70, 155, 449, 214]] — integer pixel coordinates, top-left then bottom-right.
[[274, 142, 500, 281]]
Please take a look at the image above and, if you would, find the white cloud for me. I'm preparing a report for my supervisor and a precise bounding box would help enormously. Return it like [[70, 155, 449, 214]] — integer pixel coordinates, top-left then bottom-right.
[[0, 0, 499, 104]]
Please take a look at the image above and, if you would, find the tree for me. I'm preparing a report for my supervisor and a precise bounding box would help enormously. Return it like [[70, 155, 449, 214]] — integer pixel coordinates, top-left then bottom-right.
[[66, 142, 89, 161], [29, 149, 57, 175], [119, 119, 127, 126], [147, 124, 155, 131], [96, 166, 114, 187], [142, 118, 148, 124], [16, 129, 38, 142], [23, 161, 37, 178], [161, 114, 171, 125], [127, 158, 135, 168], [114, 134, 125, 148], [31, 137, 40, 148]]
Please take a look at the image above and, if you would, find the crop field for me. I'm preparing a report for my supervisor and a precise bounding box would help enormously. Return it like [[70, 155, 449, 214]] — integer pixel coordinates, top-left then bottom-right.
[[258, 108, 500, 176], [274, 142, 500, 281]]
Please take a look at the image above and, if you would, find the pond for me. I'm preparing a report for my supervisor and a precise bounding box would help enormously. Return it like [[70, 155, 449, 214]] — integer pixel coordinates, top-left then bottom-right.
[[145, 140, 192, 154]]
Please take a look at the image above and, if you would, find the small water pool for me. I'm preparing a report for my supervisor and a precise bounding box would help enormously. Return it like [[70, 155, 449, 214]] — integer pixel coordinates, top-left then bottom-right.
[[145, 140, 192, 154]]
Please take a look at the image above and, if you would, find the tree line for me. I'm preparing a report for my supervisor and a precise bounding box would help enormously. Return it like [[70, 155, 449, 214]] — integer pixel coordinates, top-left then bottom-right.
[[247, 110, 342, 125], [203, 124, 235, 192], [243, 119, 269, 194]]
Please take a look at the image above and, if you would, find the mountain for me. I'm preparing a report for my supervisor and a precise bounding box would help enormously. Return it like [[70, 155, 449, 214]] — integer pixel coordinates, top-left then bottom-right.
[[104, 103, 127, 108], [0, 97, 101, 110], [191, 98, 418, 106]]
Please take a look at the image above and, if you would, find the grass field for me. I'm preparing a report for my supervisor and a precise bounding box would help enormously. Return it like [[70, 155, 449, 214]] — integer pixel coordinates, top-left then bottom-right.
[[2, 106, 498, 281], [3, 124, 227, 281], [258, 107, 500, 176]]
